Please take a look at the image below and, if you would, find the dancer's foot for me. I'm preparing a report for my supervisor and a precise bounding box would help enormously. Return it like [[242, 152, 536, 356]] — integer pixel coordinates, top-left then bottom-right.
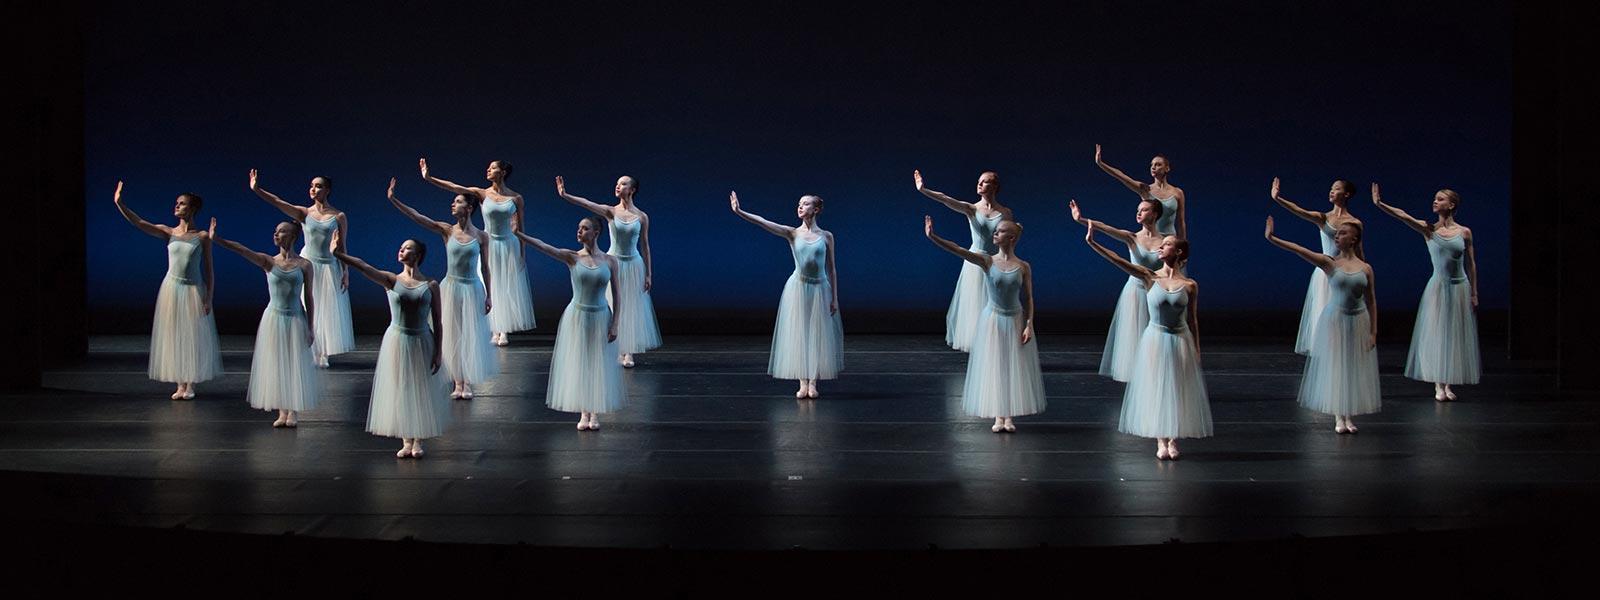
[[397, 440, 414, 458], [577, 414, 591, 431], [182, 385, 195, 400], [272, 411, 287, 428], [171, 387, 184, 400], [284, 411, 298, 428], [805, 383, 819, 399], [1002, 417, 1016, 432], [621, 354, 635, 368], [588, 415, 601, 431], [796, 385, 808, 399], [992, 418, 1004, 433], [1434, 384, 1447, 402], [1443, 386, 1457, 401], [451, 383, 464, 400], [1345, 420, 1358, 434], [1166, 439, 1180, 460], [410, 440, 424, 458], [461, 384, 474, 400], [494, 333, 509, 347], [315, 353, 330, 368], [1156, 440, 1171, 460]]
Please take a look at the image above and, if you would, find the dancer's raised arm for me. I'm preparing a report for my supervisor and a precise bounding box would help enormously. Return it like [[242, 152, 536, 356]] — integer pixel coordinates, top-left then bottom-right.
[[249, 169, 310, 222], [1269, 177, 1325, 224], [555, 176, 614, 219], [333, 249, 398, 289], [513, 231, 578, 265], [111, 181, 169, 239], [1370, 183, 1431, 235], [729, 192, 794, 238], [1264, 216, 1335, 271], [1084, 220, 1155, 282], [1069, 199, 1138, 245], [208, 218, 273, 271], [913, 170, 977, 215], [924, 216, 990, 268], [387, 178, 452, 237], [418, 158, 481, 196], [1095, 144, 1151, 196]]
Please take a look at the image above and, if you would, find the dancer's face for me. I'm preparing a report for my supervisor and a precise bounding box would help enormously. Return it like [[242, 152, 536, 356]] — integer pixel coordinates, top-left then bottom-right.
[[614, 176, 637, 199], [1328, 181, 1353, 205], [1136, 200, 1159, 225], [173, 195, 196, 219], [576, 219, 600, 244], [796, 196, 821, 220], [398, 240, 422, 265], [485, 161, 505, 183], [992, 221, 1020, 247], [976, 172, 998, 197], [272, 223, 298, 248], [1157, 235, 1183, 262], [1149, 156, 1170, 179], [308, 177, 331, 202], [450, 195, 473, 219], [1432, 191, 1456, 215], [1334, 223, 1361, 251]]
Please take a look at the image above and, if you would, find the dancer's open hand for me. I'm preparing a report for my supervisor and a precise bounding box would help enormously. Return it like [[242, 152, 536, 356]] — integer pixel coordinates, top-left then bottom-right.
[[923, 215, 933, 237], [1370, 182, 1382, 205], [729, 191, 740, 212], [387, 177, 397, 200], [1270, 177, 1281, 200], [1069, 199, 1082, 222], [1084, 219, 1095, 242], [208, 217, 217, 239], [1022, 323, 1034, 345], [1094, 144, 1103, 165], [1264, 215, 1275, 238], [249, 169, 260, 191], [913, 169, 924, 191], [418, 158, 430, 179], [113, 181, 124, 205]]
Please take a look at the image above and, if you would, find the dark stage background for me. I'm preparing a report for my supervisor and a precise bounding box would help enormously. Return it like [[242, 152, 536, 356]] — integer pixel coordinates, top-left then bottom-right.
[[84, 1, 1512, 334]]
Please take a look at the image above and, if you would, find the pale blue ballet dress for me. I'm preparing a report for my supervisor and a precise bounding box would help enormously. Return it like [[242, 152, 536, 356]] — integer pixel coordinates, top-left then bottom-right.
[[769, 232, 844, 380], [1118, 282, 1213, 438], [480, 198, 536, 333], [1152, 195, 1180, 237], [961, 262, 1046, 418], [247, 265, 319, 411], [607, 216, 662, 354], [1405, 231, 1480, 384], [298, 214, 355, 357], [1298, 267, 1382, 416], [148, 235, 221, 383], [547, 257, 625, 413], [1099, 242, 1164, 382], [367, 280, 452, 439], [945, 211, 1002, 351], [440, 236, 498, 384], [1294, 221, 1338, 355]]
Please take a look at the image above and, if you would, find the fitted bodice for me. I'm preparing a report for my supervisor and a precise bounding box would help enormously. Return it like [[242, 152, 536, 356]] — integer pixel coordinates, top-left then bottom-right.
[[790, 233, 828, 283], [300, 214, 338, 263], [1327, 268, 1370, 314], [1428, 232, 1468, 283], [1128, 242, 1164, 271], [480, 198, 518, 239], [984, 263, 1024, 316], [1317, 220, 1338, 255], [266, 265, 304, 314], [445, 236, 481, 281], [966, 211, 1002, 254], [1146, 283, 1190, 333], [608, 217, 642, 259], [165, 236, 203, 284], [570, 258, 612, 310], [387, 280, 433, 334], [1153, 196, 1180, 236]]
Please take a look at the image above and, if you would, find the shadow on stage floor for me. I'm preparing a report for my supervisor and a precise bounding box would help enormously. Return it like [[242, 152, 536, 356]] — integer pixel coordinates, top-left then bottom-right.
[[1, 334, 1594, 590]]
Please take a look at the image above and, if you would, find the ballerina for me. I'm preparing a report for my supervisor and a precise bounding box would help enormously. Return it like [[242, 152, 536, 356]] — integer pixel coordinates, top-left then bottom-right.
[[421, 158, 535, 345], [555, 175, 662, 367], [334, 240, 450, 458], [514, 217, 623, 431], [386, 178, 498, 399], [1265, 216, 1380, 434], [210, 218, 319, 427], [249, 170, 354, 367], [913, 169, 1013, 351], [1094, 144, 1186, 239], [1269, 177, 1363, 355], [925, 215, 1044, 432], [1085, 220, 1211, 459], [730, 192, 843, 399], [112, 181, 220, 400], [1070, 198, 1165, 382], [1372, 183, 1480, 400]]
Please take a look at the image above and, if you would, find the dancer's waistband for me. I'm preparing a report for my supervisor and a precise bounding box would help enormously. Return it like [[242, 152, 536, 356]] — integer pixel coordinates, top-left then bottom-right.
[[611, 251, 637, 259], [794, 272, 825, 284], [987, 303, 1021, 317], [1340, 305, 1367, 316], [445, 274, 480, 284], [570, 301, 609, 313], [302, 253, 335, 264], [267, 304, 303, 316], [391, 324, 428, 335], [1150, 323, 1188, 334], [166, 274, 198, 285], [1446, 275, 1468, 284]]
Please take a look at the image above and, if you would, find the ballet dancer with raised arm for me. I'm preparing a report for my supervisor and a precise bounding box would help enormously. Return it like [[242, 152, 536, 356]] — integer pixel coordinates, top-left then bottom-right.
[[730, 191, 843, 399], [420, 158, 535, 345], [515, 217, 624, 431], [249, 170, 354, 366], [556, 175, 662, 367], [913, 169, 1013, 351], [210, 218, 318, 427]]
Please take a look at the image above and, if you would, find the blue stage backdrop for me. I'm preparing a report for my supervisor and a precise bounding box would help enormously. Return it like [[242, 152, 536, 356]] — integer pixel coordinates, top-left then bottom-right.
[[85, 2, 1511, 334]]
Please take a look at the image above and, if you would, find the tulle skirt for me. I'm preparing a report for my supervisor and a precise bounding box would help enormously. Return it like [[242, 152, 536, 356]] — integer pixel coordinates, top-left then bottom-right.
[[439, 276, 499, 384], [961, 306, 1046, 418], [1299, 307, 1382, 416], [1294, 268, 1329, 355], [1118, 325, 1213, 438], [944, 260, 987, 351], [768, 273, 843, 380], [486, 236, 536, 333], [246, 307, 319, 411], [302, 257, 355, 357], [148, 276, 222, 383], [607, 253, 661, 354], [1098, 276, 1151, 382], [367, 326, 452, 439], [1405, 276, 1481, 385], [546, 302, 625, 413]]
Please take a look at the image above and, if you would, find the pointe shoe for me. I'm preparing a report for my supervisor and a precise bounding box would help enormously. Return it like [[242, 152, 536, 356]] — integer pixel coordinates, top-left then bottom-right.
[[1167, 443, 1180, 460], [587, 418, 600, 431], [1003, 419, 1016, 433], [1434, 388, 1447, 402], [494, 334, 509, 347], [1157, 445, 1171, 460], [397, 443, 413, 458], [806, 386, 819, 399], [621, 355, 635, 368], [284, 414, 298, 428], [796, 388, 809, 399], [992, 420, 1004, 433], [1345, 422, 1358, 434], [182, 389, 195, 400], [272, 415, 287, 427], [316, 354, 330, 368], [461, 389, 474, 400], [409, 442, 424, 458], [577, 418, 591, 431], [171, 390, 184, 400], [1335, 422, 1349, 434], [1443, 388, 1457, 401]]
